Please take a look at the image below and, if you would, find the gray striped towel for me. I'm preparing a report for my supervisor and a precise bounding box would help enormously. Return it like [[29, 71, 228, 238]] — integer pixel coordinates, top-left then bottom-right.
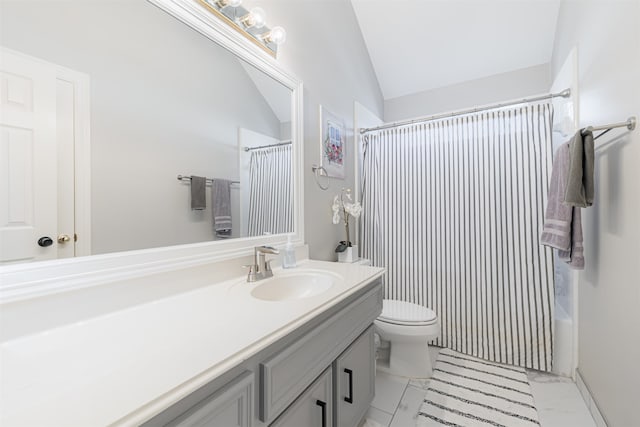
[[540, 142, 584, 269], [212, 179, 232, 238]]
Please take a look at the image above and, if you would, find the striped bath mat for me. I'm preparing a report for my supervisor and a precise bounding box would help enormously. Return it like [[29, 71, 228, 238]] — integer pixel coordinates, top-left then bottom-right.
[[417, 348, 540, 427]]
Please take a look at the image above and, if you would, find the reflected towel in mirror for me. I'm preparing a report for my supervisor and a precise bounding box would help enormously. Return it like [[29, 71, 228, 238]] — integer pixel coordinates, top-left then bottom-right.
[[212, 179, 232, 238], [190, 176, 207, 210]]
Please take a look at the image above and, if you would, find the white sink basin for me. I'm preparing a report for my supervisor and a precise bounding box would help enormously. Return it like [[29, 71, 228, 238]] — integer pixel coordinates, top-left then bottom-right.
[[251, 272, 336, 301]]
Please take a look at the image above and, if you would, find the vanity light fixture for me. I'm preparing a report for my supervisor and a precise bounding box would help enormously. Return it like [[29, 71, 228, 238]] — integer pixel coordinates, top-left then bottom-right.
[[198, 0, 286, 57]]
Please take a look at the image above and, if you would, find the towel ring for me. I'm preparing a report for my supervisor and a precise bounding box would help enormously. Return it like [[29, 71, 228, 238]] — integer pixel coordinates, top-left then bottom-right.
[[311, 164, 330, 190]]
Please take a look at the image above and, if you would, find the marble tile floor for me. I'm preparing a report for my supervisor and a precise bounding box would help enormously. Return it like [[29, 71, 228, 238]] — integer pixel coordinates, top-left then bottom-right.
[[362, 347, 596, 427]]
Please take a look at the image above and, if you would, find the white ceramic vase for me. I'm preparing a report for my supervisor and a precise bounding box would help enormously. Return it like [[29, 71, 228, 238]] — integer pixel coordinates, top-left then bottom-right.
[[338, 245, 358, 263]]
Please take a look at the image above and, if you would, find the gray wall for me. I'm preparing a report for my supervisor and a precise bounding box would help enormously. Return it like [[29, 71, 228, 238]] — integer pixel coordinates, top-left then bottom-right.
[[551, 1, 640, 426], [257, 0, 384, 260], [1, 0, 283, 254], [384, 64, 551, 122]]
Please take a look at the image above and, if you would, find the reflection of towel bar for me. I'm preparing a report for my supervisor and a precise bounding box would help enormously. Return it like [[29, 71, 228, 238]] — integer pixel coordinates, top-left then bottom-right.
[[177, 175, 239, 185]]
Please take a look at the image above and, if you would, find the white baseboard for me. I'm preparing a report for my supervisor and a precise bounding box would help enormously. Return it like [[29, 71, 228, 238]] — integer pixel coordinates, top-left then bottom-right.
[[575, 370, 608, 427]]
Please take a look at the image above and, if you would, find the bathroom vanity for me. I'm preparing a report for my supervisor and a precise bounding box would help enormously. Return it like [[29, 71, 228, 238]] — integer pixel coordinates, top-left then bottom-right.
[[0, 259, 384, 426], [146, 270, 381, 427]]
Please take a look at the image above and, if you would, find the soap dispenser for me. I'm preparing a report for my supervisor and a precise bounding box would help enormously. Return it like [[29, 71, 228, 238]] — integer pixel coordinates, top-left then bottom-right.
[[282, 234, 297, 268]]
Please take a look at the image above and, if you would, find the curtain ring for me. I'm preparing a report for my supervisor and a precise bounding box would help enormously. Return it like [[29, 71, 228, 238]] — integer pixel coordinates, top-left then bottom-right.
[[311, 164, 329, 190]]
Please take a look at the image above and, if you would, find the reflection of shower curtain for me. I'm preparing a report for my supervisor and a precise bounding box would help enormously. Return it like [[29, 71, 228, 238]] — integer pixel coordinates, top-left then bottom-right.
[[360, 104, 555, 371], [248, 145, 293, 236]]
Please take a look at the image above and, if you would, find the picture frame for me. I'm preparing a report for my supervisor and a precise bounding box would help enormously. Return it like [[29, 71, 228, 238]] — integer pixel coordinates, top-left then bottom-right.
[[319, 105, 346, 179]]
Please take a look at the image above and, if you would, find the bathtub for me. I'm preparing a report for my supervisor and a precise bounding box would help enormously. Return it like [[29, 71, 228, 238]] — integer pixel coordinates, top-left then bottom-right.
[[553, 302, 575, 377]]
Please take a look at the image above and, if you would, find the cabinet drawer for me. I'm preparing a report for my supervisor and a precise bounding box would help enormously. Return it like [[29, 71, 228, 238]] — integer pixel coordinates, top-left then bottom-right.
[[260, 284, 382, 423], [270, 367, 333, 427], [335, 326, 376, 427], [167, 371, 253, 427]]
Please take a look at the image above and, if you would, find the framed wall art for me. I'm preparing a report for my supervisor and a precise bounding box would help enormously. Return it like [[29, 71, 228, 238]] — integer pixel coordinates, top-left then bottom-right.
[[319, 105, 346, 179]]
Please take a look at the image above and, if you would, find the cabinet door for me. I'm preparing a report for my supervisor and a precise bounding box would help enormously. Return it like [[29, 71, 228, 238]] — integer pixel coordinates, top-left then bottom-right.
[[270, 367, 332, 427], [260, 285, 381, 424], [334, 326, 375, 427], [167, 372, 253, 427]]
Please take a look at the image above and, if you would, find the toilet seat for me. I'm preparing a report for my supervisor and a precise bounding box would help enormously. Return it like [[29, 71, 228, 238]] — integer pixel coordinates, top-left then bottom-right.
[[377, 317, 438, 326], [378, 300, 437, 326]]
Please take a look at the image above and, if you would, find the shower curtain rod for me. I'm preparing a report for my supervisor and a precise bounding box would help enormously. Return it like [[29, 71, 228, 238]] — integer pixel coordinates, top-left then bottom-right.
[[359, 88, 571, 134], [243, 141, 292, 152]]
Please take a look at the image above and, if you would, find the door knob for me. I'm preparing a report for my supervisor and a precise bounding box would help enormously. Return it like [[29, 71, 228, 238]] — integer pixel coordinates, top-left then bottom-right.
[[57, 234, 71, 243], [38, 236, 54, 247]]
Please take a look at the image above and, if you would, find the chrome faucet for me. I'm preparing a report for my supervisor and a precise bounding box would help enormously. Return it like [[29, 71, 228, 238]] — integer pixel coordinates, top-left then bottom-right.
[[245, 245, 280, 282]]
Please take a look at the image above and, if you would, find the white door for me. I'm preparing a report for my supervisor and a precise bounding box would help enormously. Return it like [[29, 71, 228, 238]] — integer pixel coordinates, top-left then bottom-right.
[[0, 48, 79, 263], [55, 78, 77, 259]]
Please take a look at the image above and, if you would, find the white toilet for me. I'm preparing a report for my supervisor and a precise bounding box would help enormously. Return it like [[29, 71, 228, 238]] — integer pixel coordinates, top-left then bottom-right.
[[374, 299, 440, 378]]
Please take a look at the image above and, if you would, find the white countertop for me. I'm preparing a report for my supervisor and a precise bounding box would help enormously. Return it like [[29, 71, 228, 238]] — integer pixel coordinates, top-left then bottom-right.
[[0, 259, 384, 426]]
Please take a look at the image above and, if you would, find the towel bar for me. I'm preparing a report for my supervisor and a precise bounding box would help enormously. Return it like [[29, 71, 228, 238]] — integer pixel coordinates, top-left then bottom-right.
[[177, 175, 240, 185]]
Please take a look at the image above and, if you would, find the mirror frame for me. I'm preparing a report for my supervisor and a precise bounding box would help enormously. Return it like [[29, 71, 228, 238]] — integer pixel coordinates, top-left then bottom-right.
[[0, 0, 304, 302]]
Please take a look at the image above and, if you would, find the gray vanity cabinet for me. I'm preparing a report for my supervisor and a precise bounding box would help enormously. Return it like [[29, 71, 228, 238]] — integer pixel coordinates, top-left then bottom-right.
[[259, 286, 381, 424], [167, 372, 253, 427], [144, 280, 382, 427], [270, 368, 333, 427], [334, 326, 376, 427]]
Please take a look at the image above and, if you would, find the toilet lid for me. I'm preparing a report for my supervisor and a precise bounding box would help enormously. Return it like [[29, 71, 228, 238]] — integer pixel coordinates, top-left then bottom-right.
[[379, 300, 437, 325]]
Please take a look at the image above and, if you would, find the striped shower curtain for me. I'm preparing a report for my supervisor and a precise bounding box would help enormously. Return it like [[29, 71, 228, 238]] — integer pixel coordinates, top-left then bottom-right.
[[360, 104, 555, 371], [248, 145, 293, 236]]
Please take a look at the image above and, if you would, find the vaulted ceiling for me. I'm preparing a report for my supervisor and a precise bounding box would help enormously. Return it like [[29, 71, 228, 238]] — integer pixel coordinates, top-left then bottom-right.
[[350, 0, 561, 100]]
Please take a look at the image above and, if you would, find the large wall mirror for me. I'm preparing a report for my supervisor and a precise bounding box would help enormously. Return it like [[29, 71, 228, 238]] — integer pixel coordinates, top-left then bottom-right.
[[0, 0, 302, 274]]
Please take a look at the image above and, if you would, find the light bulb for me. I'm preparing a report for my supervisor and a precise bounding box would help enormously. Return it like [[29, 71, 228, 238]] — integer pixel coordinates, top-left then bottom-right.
[[249, 7, 266, 28], [215, 0, 242, 7], [241, 7, 266, 29], [264, 26, 286, 45]]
